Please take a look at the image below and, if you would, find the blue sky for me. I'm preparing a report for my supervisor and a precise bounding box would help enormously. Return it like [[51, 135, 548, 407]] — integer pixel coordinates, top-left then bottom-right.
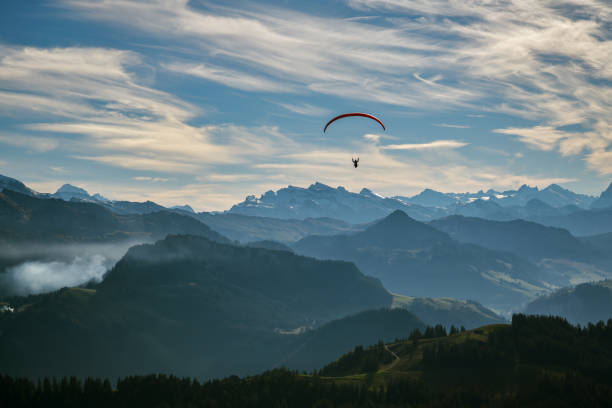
[[0, 0, 610, 210]]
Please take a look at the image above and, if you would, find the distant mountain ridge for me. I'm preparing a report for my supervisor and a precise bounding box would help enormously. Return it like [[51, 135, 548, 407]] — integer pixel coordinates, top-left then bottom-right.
[[430, 215, 612, 287], [0, 175, 38, 197], [0, 190, 229, 244], [591, 182, 612, 209], [525, 280, 612, 325], [430, 215, 602, 262], [391, 294, 506, 329], [0, 175, 172, 216], [395, 183, 595, 209], [3, 174, 612, 236], [228, 182, 443, 224], [293, 210, 549, 311], [228, 181, 611, 230]]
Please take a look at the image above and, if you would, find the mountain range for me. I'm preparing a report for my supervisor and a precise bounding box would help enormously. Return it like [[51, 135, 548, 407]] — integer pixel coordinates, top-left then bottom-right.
[[230, 181, 612, 235], [2, 176, 611, 310], [0, 189, 227, 245], [1, 175, 610, 380], [3, 174, 612, 236], [396, 183, 596, 208], [293, 210, 550, 311], [430, 215, 612, 287]]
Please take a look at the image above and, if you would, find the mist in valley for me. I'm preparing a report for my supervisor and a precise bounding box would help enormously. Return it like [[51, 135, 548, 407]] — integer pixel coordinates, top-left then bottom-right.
[[0, 240, 149, 296]]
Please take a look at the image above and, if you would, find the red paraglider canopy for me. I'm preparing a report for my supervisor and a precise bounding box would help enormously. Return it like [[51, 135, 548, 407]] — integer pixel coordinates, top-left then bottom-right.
[[323, 112, 386, 133]]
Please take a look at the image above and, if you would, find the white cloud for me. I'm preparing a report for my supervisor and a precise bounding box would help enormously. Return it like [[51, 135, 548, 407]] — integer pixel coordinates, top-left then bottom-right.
[[163, 62, 293, 92], [586, 150, 612, 175], [493, 126, 571, 151], [364, 133, 382, 143], [0, 133, 58, 152], [434, 123, 470, 129], [132, 176, 169, 182], [59, 0, 611, 176], [201, 174, 260, 182], [0, 47, 304, 174], [2, 1, 610, 208], [2, 255, 108, 296], [277, 103, 330, 116], [73, 155, 200, 173], [493, 125, 612, 174], [382, 140, 468, 150], [61, 0, 476, 109]]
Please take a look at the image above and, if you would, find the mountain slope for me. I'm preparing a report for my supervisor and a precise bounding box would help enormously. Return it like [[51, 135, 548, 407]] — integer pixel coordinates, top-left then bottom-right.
[[51, 184, 100, 202], [319, 314, 612, 398], [430, 215, 612, 287], [0, 235, 391, 379], [581, 231, 612, 252], [0, 190, 228, 244], [293, 211, 548, 311], [284, 308, 425, 372], [430, 215, 605, 262], [591, 182, 612, 209], [525, 280, 612, 325], [0, 175, 38, 197], [195, 212, 361, 243], [391, 294, 505, 328], [529, 206, 612, 236]]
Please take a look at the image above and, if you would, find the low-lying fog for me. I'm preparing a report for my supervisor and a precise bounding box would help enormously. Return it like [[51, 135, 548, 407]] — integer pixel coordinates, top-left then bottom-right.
[[0, 240, 150, 296]]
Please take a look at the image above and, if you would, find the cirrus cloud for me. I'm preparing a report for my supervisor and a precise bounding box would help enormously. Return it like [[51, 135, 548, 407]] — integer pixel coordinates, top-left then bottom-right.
[[382, 140, 468, 150]]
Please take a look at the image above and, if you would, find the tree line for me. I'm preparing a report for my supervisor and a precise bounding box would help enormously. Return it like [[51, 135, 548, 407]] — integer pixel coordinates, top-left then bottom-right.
[[2, 315, 612, 407]]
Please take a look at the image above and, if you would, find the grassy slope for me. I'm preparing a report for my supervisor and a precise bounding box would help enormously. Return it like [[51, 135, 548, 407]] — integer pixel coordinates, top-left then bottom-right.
[[317, 324, 506, 386], [391, 294, 506, 328], [315, 315, 612, 395]]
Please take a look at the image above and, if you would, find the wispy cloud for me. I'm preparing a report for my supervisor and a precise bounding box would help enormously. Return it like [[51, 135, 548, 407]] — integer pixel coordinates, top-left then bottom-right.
[[277, 103, 330, 116], [73, 155, 200, 173], [1, 1, 610, 210], [434, 123, 470, 129], [0, 46, 301, 174], [61, 0, 476, 109], [60, 0, 611, 174], [493, 126, 571, 152], [163, 62, 293, 92], [0, 133, 58, 152], [132, 176, 169, 182], [382, 140, 468, 150], [363, 133, 398, 143]]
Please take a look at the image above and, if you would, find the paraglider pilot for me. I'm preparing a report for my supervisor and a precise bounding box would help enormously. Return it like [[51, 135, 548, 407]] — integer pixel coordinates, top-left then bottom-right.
[[352, 157, 359, 168]]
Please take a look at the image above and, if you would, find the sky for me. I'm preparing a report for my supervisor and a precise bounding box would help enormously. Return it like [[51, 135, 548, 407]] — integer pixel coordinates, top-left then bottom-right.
[[0, 0, 610, 211]]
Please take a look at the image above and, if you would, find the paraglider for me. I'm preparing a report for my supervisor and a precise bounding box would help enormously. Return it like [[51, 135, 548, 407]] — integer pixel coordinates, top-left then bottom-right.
[[323, 113, 385, 169], [323, 112, 385, 133]]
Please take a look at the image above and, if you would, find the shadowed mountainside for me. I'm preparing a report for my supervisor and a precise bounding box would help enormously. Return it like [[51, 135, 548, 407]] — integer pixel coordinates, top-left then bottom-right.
[[4, 315, 610, 407], [0, 190, 229, 244], [430, 215, 612, 287], [283, 308, 426, 372], [525, 280, 612, 325], [0, 234, 392, 379], [195, 212, 362, 243], [293, 210, 548, 311]]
